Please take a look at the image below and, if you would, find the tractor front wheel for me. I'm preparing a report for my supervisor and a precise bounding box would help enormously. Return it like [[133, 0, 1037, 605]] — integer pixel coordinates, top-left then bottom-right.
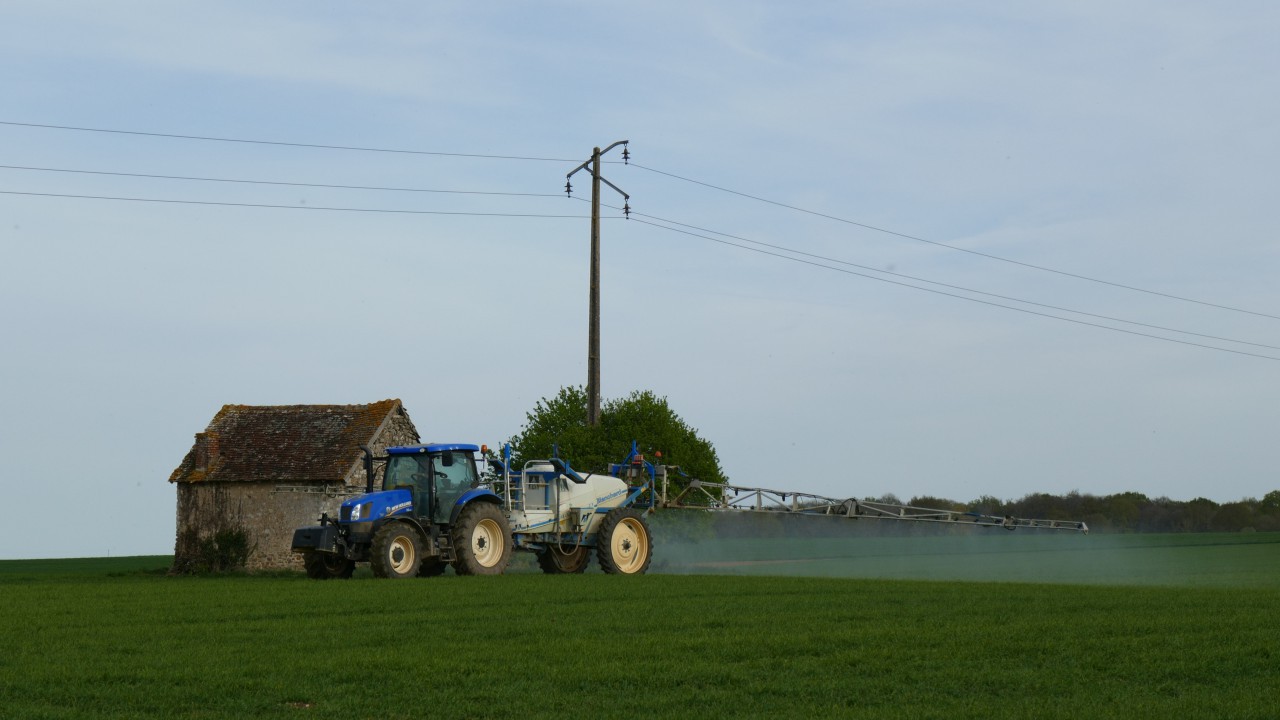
[[452, 502, 512, 576], [596, 508, 653, 575], [302, 551, 355, 580], [370, 523, 423, 579], [537, 545, 591, 574]]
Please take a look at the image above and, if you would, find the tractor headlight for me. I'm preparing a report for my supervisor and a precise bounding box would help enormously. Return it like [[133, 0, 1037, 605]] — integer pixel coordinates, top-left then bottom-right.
[[349, 502, 369, 521]]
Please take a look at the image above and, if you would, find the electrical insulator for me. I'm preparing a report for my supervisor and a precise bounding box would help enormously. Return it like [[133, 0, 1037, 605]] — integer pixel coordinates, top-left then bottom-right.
[[623, 201, 631, 218], [564, 180, 572, 197], [622, 146, 630, 164]]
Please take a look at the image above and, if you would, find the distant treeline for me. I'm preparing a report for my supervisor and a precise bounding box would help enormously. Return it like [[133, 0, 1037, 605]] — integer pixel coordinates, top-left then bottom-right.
[[902, 490, 1280, 533]]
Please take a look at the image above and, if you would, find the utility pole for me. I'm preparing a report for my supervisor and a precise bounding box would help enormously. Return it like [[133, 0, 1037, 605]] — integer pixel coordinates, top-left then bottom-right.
[[566, 140, 630, 426]]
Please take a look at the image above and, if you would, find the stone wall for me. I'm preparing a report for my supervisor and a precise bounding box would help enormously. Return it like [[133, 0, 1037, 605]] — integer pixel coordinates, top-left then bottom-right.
[[172, 404, 423, 571], [175, 481, 350, 571]]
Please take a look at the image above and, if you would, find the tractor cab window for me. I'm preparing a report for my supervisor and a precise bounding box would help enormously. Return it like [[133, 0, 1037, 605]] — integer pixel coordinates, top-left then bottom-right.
[[430, 450, 479, 523], [384, 454, 433, 518], [384, 455, 430, 492]]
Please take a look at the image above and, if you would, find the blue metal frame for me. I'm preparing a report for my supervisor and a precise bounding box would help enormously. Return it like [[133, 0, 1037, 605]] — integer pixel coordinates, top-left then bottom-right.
[[387, 443, 481, 456], [606, 440, 661, 510]]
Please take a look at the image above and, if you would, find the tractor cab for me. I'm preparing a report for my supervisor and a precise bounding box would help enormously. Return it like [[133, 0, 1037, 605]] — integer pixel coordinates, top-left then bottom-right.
[[382, 444, 481, 524]]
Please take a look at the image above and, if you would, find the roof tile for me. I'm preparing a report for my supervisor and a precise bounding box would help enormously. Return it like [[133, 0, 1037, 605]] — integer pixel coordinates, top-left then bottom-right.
[[168, 399, 408, 484]]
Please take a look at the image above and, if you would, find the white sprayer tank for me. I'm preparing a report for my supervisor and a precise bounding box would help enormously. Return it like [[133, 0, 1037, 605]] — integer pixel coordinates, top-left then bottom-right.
[[507, 462, 630, 536]]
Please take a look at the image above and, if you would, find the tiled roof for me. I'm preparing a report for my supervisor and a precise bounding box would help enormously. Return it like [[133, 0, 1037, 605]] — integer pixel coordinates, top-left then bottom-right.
[[169, 399, 407, 484]]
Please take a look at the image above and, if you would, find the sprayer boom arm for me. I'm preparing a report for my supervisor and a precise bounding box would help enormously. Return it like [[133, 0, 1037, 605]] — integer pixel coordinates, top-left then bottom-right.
[[667, 479, 1088, 534]]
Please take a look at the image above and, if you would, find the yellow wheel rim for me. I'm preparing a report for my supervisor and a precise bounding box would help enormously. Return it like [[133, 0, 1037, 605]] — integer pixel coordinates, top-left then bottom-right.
[[472, 518, 505, 567], [611, 517, 649, 574], [388, 535, 416, 575]]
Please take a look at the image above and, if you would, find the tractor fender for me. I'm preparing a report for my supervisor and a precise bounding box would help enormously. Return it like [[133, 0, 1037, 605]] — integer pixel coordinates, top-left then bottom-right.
[[370, 515, 431, 543], [448, 489, 503, 525]]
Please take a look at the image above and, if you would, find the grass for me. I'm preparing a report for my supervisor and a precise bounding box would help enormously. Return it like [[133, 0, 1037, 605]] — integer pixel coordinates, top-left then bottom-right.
[[0, 555, 171, 583], [2, 535, 1278, 719]]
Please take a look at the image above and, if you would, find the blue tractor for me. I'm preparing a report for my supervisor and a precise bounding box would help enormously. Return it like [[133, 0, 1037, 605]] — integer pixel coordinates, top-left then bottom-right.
[[291, 443, 512, 579]]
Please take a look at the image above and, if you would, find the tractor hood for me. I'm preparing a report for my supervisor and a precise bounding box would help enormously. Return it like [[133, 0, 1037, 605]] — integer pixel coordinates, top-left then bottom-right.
[[340, 489, 414, 523]]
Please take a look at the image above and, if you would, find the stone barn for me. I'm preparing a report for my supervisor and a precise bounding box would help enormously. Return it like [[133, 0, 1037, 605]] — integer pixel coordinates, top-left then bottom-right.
[[168, 399, 420, 571]]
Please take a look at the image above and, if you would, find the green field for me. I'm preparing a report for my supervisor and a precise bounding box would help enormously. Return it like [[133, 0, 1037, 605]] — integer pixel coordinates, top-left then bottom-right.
[[3, 533, 1278, 719]]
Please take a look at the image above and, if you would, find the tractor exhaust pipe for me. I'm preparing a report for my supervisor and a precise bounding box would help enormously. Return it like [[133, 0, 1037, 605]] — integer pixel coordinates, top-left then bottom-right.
[[361, 445, 375, 494]]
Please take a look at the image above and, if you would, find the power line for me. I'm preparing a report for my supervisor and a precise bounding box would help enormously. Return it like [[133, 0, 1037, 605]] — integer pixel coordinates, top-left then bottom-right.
[[630, 162, 1280, 323], [3, 182, 1272, 361], [5, 156, 1270, 353], [8, 119, 1272, 323], [0, 121, 579, 162], [576, 194, 1280, 351], [629, 217, 1280, 363], [0, 189, 611, 219], [627, 209, 1280, 352], [0, 163, 561, 197]]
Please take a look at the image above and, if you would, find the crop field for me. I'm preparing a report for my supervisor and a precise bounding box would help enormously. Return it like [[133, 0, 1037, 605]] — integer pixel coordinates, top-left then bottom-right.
[[2, 532, 1278, 719]]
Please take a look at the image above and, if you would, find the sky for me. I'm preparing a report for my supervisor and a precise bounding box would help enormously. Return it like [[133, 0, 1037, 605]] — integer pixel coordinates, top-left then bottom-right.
[[2, 2, 1278, 559]]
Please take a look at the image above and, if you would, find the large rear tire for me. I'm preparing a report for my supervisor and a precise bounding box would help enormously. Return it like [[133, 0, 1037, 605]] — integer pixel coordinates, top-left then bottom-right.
[[596, 508, 653, 575], [537, 545, 591, 574], [303, 551, 355, 580], [370, 523, 423, 579], [452, 502, 512, 576]]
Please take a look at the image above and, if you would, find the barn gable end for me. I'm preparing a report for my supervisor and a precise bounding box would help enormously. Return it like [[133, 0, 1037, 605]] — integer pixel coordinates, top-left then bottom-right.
[[169, 399, 420, 571]]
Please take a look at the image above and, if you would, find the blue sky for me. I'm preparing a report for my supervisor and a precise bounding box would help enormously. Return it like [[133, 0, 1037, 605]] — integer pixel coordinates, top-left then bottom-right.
[[2, 2, 1278, 558]]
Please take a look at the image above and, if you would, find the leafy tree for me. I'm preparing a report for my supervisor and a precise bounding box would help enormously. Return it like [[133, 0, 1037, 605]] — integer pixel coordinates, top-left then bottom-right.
[[1261, 490, 1280, 515], [1105, 492, 1146, 532], [1179, 497, 1219, 532], [968, 495, 1007, 516], [1139, 497, 1176, 532], [508, 386, 727, 496], [1211, 502, 1255, 532], [908, 496, 966, 512], [507, 386, 601, 467]]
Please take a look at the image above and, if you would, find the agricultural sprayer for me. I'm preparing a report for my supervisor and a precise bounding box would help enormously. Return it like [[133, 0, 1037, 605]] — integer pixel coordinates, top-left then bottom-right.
[[292, 441, 1085, 579]]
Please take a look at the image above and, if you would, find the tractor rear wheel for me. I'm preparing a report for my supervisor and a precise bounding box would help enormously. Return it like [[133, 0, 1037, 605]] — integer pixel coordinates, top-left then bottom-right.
[[596, 508, 653, 575], [537, 545, 591, 574], [302, 551, 355, 580], [452, 502, 512, 576], [370, 523, 423, 579]]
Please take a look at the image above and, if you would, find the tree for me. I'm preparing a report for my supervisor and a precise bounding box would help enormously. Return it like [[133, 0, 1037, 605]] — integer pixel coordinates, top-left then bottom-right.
[[968, 495, 1007, 515], [1105, 492, 1147, 532], [1210, 502, 1255, 532], [1178, 497, 1219, 532], [508, 386, 727, 493], [1261, 490, 1280, 515], [908, 496, 965, 512]]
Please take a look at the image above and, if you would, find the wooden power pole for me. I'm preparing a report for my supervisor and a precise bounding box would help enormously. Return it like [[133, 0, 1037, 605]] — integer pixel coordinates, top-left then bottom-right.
[[566, 140, 630, 426]]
